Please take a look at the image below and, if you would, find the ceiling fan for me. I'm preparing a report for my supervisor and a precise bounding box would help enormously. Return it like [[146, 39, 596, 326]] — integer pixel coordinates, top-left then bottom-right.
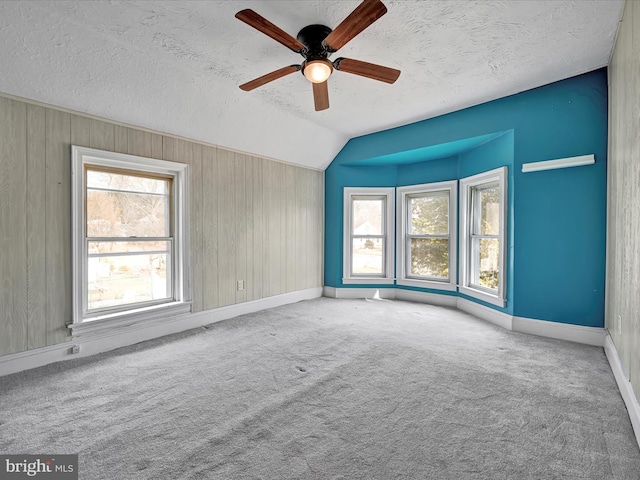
[[235, 0, 401, 111]]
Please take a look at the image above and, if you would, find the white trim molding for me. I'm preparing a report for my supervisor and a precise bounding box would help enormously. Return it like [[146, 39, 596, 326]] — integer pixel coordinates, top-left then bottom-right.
[[604, 335, 640, 450], [0, 288, 322, 378], [522, 154, 595, 173]]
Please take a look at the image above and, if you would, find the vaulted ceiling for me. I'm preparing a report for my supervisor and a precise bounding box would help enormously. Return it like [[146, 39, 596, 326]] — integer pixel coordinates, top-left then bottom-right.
[[0, 1, 623, 169]]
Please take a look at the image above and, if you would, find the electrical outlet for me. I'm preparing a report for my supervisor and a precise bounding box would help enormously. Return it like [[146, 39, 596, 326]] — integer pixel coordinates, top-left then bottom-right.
[[237, 280, 245, 291], [617, 314, 622, 333], [70, 344, 80, 355]]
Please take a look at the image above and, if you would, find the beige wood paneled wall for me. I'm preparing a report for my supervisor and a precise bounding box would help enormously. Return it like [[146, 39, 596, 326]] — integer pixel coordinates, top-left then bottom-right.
[[0, 95, 324, 356], [607, 0, 640, 406]]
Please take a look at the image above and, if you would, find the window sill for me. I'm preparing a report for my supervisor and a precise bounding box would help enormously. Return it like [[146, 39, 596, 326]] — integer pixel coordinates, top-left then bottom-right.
[[342, 277, 395, 285], [68, 301, 192, 336], [396, 278, 457, 291], [458, 286, 505, 308]]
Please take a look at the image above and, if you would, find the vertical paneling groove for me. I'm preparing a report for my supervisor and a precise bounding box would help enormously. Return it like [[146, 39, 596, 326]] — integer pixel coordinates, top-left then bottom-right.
[[245, 156, 255, 302], [309, 168, 318, 288], [151, 133, 163, 160], [128, 129, 153, 158], [234, 154, 247, 304], [26, 104, 47, 350], [607, 0, 640, 406], [295, 166, 306, 290], [251, 157, 264, 301], [45, 108, 72, 346], [307, 169, 316, 289], [70, 115, 91, 147], [0, 94, 324, 357], [278, 162, 287, 294], [217, 149, 235, 307], [201, 146, 219, 310], [266, 161, 280, 297], [114, 125, 128, 154], [89, 119, 115, 151], [285, 165, 297, 293], [0, 98, 28, 354]]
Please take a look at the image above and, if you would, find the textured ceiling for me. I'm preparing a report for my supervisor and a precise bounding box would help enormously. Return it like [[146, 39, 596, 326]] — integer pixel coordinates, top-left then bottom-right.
[[0, 1, 623, 169]]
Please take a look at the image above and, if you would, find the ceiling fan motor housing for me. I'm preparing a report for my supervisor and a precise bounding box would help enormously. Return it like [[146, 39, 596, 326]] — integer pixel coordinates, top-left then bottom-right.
[[297, 24, 333, 59]]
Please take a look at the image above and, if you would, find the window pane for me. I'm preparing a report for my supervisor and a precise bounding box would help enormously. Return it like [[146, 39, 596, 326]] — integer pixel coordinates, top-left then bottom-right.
[[87, 252, 171, 310], [473, 184, 500, 235], [409, 238, 449, 279], [86, 189, 170, 238], [87, 170, 169, 194], [472, 238, 499, 290], [353, 199, 383, 235], [88, 240, 170, 255], [352, 238, 383, 275], [409, 194, 448, 235]]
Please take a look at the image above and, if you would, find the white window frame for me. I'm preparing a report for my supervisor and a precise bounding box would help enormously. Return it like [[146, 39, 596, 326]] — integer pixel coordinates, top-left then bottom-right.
[[343, 187, 395, 285], [71, 146, 191, 326], [459, 166, 507, 307], [396, 181, 457, 290]]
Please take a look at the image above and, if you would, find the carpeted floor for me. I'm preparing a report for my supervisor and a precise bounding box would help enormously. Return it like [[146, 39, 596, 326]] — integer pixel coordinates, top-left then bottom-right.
[[1, 298, 639, 479]]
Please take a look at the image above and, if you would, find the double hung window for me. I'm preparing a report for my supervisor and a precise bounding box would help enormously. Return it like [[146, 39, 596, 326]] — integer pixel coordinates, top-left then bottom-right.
[[396, 181, 457, 290], [459, 167, 507, 306], [342, 187, 395, 284], [72, 146, 190, 324]]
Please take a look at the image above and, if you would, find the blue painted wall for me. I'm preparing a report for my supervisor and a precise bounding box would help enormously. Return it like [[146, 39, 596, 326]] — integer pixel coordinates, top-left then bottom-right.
[[325, 69, 608, 327]]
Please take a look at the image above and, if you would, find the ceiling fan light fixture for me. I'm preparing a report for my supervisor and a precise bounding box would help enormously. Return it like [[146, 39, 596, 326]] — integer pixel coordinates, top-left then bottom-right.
[[303, 59, 333, 83]]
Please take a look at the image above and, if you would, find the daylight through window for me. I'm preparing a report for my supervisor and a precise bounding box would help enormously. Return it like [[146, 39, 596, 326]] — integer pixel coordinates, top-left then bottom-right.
[[459, 167, 507, 307], [86, 168, 173, 311], [396, 181, 457, 290], [72, 146, 190, 324], [342, 187, 395, 285]]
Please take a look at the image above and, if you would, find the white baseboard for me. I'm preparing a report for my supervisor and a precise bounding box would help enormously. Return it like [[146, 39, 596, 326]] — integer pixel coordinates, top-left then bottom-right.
[[604, 335, 640, 450], [323, 286, 457, 308], [396, 289, 458, 307], [0, 288, 322, 377], [513, 316, 606, 347], [456, 297, 513, 330], [323, 286, 395, 299], [326, 288, 606, 348]]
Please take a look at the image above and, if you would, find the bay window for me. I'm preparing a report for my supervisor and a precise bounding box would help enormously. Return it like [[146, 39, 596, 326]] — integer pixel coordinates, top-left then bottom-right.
[[342, 187, 395, 284], [459, 167, 507, 307], [396, 181, 457, 290]]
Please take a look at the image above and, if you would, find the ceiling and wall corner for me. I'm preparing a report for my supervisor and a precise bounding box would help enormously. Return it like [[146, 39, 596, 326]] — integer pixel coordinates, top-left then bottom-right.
[[0, 1, 624, 170]]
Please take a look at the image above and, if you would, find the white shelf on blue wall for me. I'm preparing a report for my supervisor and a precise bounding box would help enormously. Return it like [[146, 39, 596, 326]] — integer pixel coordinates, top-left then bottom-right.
[[522, 154, 595, 173]]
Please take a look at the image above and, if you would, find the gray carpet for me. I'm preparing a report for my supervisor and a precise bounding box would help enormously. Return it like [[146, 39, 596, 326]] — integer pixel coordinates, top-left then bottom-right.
[[1, 298, 639, 479]]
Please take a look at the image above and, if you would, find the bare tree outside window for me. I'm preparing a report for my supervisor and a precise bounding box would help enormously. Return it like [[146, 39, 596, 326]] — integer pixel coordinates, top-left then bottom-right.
[[86, 169, 173, 310]]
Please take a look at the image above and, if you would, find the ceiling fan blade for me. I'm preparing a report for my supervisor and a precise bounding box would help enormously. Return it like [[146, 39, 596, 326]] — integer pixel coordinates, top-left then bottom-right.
[[312, 81, 330, 111], [235, 9, 306, 53], [334, 57, 400, 84], [239, 65, 301, 91], [323, 0, 387, 52]]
